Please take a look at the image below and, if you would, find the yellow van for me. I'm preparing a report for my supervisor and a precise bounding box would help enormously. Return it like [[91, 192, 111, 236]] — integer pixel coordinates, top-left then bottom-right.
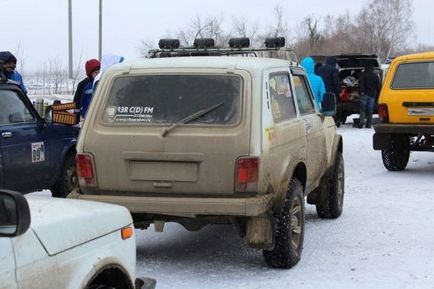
[[373, 51, 434, 170]]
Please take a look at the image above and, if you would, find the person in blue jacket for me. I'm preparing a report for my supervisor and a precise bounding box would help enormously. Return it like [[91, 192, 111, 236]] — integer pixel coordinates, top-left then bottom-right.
[[0, 51, 27, 94], [301, 57, 326, 111], [73, 58, 101, 119]]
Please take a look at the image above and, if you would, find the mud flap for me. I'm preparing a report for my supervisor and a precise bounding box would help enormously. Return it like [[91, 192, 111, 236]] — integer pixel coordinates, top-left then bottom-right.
[[246, 213, 274, 250], [373, 133, 392, 150]]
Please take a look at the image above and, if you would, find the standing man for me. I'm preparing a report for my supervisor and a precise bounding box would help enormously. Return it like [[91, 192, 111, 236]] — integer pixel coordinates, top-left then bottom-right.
[[0, 51, 27, 94], [317, 56, 341, 122], [301, 57, 326, 111], [317, 56, 340, 101], [357, 63, 380, 128], [73, 58, 100, 119]]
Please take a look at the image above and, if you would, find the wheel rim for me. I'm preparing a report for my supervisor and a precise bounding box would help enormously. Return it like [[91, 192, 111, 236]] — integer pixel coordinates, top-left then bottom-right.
[[64, 164, 78, 192], [290, 197, 302, 249]]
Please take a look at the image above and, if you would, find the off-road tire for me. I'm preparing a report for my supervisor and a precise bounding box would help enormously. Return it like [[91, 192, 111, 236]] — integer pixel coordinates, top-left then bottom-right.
[[316, 152, 345, 219], [51, 153, 78, 198], [263, 178, 305, 269], [381, 134, 410, 171]]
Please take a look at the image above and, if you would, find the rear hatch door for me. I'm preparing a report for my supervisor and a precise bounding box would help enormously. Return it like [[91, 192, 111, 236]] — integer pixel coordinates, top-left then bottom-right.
[[86, 71, 250, 196], [387, 60, 434, 124]]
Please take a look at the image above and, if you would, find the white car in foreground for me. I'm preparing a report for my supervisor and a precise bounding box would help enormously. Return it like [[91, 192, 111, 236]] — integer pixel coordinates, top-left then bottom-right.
[[0, 189, 156, 289]]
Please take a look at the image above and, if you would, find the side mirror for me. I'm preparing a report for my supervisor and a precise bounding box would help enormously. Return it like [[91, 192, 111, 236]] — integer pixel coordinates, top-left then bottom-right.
[[0, 190, 31, 237], [322, 92, 337, 117]]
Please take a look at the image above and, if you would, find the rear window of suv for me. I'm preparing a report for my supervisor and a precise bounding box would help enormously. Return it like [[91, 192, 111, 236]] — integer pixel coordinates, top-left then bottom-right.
[[102, 75, 242, 125], [391, 62, 434, 89]]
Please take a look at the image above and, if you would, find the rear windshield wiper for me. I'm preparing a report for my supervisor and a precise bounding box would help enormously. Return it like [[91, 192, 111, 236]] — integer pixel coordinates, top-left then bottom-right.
[[161, 102, 224, 137]]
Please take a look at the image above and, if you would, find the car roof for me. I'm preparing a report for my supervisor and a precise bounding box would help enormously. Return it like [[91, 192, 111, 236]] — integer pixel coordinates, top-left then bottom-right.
[[392, 51, 434, 62], [115, 56, 296, 73]]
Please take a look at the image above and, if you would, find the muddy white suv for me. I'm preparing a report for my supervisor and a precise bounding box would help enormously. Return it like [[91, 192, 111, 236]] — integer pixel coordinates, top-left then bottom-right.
[[70, 38, 344, 269]]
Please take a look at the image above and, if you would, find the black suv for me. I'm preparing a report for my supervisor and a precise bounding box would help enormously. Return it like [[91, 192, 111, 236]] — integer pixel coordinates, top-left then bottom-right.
[[313, 54, 382, 125]]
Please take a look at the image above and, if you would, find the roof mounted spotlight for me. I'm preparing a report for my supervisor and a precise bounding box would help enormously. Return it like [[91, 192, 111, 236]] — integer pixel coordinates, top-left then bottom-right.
[[229, 38, 250, 49], [265, 37, 286, 49], [193, 38, 215, 49], [158, 39, 180, 50]]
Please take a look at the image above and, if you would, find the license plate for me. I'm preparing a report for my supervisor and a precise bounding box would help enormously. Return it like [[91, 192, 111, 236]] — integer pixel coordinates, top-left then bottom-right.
[[407, 107, 434, 116]]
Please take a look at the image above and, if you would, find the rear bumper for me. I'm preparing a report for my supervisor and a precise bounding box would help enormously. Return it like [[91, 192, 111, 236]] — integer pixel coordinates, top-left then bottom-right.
[[373, 123, 434, 134], [68, 191, 274, 217], [337, 101, 360, 114]]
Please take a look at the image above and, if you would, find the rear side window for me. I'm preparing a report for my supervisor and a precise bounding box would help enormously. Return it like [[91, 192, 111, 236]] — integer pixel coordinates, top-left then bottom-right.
[[269, 72, 297, 123], [392, 62, 434, 89], [102, 75, 241, 125]]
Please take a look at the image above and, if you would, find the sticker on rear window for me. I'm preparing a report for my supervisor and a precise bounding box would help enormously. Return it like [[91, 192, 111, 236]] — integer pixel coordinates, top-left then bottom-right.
[[105, 106, 154, 122], [31, 142, 45, 163]]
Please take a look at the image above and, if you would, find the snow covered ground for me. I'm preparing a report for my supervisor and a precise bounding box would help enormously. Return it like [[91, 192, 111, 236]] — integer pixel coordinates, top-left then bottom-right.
[[134, 119, 434, 289]]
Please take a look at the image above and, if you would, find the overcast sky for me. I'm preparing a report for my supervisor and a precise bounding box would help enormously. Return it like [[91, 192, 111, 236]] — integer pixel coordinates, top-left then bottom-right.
[[1, 0, 433, 73]]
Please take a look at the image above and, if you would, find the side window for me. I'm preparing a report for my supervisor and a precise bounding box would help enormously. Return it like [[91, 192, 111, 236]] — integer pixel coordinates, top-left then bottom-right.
[[269, 72, 297, 123], [293, 75, 315, 115], [0, 90, 34, 125]]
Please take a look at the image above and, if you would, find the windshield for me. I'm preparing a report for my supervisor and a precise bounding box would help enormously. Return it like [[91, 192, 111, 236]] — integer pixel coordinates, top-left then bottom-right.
[[102, 74, 242, 125]]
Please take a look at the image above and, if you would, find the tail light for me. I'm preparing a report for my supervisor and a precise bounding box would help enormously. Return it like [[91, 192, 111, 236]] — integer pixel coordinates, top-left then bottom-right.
[[235, 157, 259, 193], [76, 153, 97, 187], [377, 103, 389, 122]]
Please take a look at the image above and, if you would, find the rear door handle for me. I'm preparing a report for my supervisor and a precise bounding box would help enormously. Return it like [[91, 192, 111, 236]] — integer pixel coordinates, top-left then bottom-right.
[[2, 132, 12, 138]]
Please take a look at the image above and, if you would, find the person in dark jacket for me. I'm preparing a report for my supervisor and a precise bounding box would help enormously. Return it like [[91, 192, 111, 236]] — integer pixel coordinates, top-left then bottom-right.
[[73, 59, 100, 120], [357, 63, 381, 128], [0, 51, 27, 94], [317, 56, 340, 99]]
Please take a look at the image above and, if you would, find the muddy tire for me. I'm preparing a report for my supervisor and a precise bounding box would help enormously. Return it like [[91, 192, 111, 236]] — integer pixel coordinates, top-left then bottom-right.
[[51, 153, 78, 198], [381, 135, 410, 171], [316, 152, 345, 219], [263, 178, 304, 269]]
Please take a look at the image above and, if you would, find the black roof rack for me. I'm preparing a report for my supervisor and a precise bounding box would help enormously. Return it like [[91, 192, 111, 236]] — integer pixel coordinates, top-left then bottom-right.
[[147, 37, 298, 63]]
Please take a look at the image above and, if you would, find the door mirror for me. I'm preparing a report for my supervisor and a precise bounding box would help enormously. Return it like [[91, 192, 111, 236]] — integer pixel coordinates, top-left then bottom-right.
[[322, 92, 337, 116], [0, 190, 31, 237]]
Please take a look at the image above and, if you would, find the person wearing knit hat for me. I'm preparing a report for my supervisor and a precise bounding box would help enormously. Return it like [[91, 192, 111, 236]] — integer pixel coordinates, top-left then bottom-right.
[[0, 51, 27, 94], [73, 58, 100, 120]]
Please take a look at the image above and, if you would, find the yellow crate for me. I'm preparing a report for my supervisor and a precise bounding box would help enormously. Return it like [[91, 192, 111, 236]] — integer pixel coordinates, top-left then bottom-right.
[[52, 102, 77, 111], [53, 111, 78, 125]]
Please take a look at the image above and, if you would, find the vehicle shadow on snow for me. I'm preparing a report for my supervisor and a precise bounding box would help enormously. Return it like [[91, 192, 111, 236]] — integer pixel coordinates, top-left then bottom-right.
[[135, 223, 268, 270], [135, 208, 328, 272]]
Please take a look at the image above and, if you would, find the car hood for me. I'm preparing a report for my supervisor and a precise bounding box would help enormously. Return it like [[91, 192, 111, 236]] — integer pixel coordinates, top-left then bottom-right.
[[26, 196, 132, 255]]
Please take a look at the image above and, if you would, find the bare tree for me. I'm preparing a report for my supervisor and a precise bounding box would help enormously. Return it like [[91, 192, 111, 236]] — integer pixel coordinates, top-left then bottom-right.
[[231, 16, 259, 46], [69, 51, 84, 95], [47, 59, 67, 95], [260, 3, 290, 45], [355, 0, 414, 59], [175, 15, 229, 47]]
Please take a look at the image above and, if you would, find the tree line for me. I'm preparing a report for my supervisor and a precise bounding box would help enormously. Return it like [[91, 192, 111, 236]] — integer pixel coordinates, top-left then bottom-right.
[[141, 0, 431, 61]]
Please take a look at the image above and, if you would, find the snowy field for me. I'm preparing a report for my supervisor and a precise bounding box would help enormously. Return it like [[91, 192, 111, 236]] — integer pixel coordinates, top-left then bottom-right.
[[134, 118, 434, 289]]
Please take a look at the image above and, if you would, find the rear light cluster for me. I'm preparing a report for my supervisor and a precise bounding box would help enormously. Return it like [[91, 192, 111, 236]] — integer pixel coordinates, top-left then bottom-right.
[[235, 157, 259, 193], [377, 103, 389, 122], [76, 153, 97, 187]]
